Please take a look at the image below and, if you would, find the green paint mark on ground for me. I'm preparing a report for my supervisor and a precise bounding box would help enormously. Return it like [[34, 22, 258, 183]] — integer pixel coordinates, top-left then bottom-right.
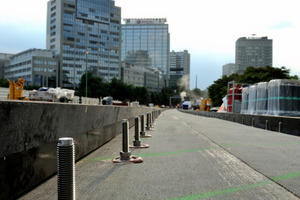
[[168, 171, 300, 200], [82, 141, 300, 162]]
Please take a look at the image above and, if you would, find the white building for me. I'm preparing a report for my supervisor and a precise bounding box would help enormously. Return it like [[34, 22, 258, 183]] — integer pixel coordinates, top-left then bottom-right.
[[4, 49, 58, 87]]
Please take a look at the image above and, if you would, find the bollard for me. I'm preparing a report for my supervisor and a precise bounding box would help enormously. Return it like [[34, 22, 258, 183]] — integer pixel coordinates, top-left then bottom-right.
[[57, 137, 76, 200], [133, 116, 141, 146], [140, 114, 152, 138], [140, 114, 145, 136], [146, 112, 152, 130], [130, 116, 149, 149], [279, 122, 282, 133], [151, 111, 154, 127], [242, 117, 244, 124], [113, 119, 143, 163], [265, 120, 268, 130], [121, 119, 130, 160], [252, 118, 255, 127]]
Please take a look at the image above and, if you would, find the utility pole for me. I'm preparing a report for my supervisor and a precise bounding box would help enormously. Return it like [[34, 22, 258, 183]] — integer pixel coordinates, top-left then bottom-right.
[[85, 23, 89, 97]]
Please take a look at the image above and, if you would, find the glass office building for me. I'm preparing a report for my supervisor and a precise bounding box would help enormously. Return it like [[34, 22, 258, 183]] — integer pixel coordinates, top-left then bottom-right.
[[47, 0, 121, 88], [121, 18, 170, 80]]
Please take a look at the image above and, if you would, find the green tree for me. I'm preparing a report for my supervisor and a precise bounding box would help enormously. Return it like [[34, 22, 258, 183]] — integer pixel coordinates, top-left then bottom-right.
[[78, 72, 110, 98], [0, 78, 9, 87]]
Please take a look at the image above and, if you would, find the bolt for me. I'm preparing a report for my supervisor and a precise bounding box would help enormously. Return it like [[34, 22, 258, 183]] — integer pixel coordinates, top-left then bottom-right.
[[57, 137, 75, 200]]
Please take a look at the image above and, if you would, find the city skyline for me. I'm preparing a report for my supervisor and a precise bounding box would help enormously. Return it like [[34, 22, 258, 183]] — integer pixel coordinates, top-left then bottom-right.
[[1, 0, 300, 90]]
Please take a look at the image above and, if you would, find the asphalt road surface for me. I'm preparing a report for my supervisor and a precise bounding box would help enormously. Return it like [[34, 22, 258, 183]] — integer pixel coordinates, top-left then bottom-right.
[[20, 109, 300, 200]]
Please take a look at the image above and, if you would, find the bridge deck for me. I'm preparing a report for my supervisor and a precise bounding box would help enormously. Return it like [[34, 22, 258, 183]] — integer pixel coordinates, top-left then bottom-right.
[[20, 109, 300, 200]]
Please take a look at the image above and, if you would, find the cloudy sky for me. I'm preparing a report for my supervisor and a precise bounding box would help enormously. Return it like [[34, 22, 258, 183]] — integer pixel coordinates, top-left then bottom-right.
[[1, 0, 299, 90]]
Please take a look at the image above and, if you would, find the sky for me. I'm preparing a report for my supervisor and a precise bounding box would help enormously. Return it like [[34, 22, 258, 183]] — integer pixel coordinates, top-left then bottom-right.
[[1, 0, 300, 90]]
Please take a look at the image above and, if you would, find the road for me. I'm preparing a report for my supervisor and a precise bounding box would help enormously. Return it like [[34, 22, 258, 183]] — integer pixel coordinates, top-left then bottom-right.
[[20, 109, 300, 200]]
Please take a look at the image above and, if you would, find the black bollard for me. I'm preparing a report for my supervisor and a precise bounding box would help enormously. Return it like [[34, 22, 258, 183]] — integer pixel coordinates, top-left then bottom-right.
[[57, 137, 76, 200]]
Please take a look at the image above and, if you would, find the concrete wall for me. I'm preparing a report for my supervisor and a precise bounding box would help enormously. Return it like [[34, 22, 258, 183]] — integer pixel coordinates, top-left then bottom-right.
[[0, 100, 160, 200], [181, 110, 300, 136]]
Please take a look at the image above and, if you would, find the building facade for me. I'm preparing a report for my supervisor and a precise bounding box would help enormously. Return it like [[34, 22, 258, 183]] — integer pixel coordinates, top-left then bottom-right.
[[169, 50, 190, 89], [0, 53, 12, 79], [4, 49, 58, 87], [121, 18, 170, 82], [235, 36, 272, 74], [222, 63, 237, 76], [120, 61, 166, 93], [46, 0, 121, 88]]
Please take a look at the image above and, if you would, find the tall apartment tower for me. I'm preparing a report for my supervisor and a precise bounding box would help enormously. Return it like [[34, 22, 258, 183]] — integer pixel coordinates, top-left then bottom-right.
[[235, 36, 272, 74], [46, 0, 121, 88], [121, 18, 170, 84], [169, 50, 190, 89]]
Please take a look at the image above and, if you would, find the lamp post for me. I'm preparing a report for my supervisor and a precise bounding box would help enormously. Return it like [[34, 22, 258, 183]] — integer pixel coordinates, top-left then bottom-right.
[[85, 50, 88, 97], [85, 23, 89, 98]]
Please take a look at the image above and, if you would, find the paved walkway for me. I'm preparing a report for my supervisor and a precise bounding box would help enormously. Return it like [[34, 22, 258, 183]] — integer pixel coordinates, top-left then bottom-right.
[[20, 109, 300, 199]]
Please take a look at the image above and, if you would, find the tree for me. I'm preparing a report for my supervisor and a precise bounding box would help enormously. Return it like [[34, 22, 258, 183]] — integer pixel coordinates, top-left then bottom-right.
[[0, 78, 9, 87], [78, 72, 110, 98]]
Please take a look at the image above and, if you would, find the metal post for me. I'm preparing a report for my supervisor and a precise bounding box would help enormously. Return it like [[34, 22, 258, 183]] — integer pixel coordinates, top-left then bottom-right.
[[265, 120, 268, 130], [140, 114, 145, 136], [120, 119, 131, 160], [252, 118, 255, 127], [146, 112, 151, 130], [57, 137, 75, 200], [151, 111, 154, 127], [279, 122, 282, 133], [133, 116, 141, 146], [113, 119, 143, 163]]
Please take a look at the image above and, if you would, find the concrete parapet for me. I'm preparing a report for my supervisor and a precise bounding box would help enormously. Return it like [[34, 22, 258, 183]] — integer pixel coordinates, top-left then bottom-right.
[[180, 110, 300, 136], [0, 100, 159, 200]]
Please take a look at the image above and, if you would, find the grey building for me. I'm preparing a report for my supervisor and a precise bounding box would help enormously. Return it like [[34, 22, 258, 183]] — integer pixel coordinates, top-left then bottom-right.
[[222, 63, 237, 76], [144, 67, 165, 93], [169, 50, 190, 89], [4, 49, 58, 87], [120, 61, 166, 93], [121, 18, 170, 84], [120, 62, 144, 87], [0, 53, 12, 79], [235, 36, 272, 74], [46, 0, 121, 88]]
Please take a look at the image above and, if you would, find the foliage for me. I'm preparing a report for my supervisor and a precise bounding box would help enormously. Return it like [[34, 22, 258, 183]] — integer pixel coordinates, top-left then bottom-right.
[[207, 66, 298, 107], [0, 78, 9, 87]]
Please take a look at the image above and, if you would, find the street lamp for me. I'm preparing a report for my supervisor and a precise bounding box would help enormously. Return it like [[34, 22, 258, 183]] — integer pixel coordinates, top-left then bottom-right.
[[85, 50, 89, 97]]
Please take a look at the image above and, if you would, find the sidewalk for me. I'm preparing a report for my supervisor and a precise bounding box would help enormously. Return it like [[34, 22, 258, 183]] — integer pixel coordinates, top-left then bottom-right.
[[20, 109, 300, 200]]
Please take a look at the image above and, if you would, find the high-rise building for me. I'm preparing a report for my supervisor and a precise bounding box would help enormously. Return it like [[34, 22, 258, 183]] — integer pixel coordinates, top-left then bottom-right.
[[235, 36, 272, 74], [169, 50, 190, 89], [222, 63, 237, 76], [121, 18, 170, 85], [46, 0, 121, 88]]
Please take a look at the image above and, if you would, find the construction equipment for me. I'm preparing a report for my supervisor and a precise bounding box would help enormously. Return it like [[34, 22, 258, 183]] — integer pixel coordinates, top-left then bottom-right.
[[9, 79, 27, 100]]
